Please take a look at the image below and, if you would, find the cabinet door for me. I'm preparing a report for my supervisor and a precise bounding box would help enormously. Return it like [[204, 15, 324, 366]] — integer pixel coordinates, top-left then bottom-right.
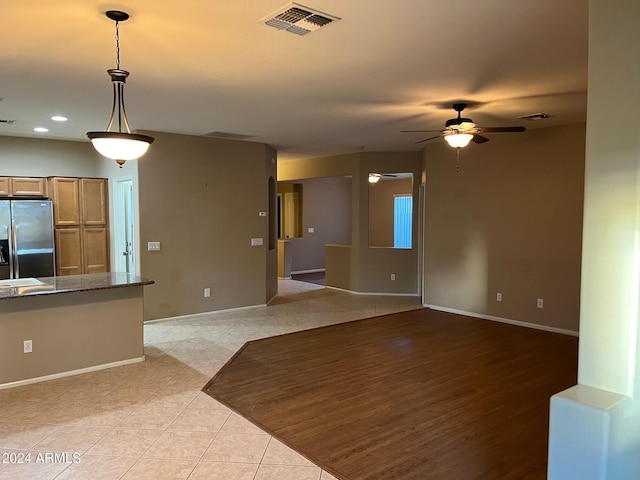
[[80, 178, 108, 225], [50, 177, 80, 226], [0, 177, 9, 196], [10, 177, 47, 196], [55, 228, 83, 276], [82, 227, 109, 274]]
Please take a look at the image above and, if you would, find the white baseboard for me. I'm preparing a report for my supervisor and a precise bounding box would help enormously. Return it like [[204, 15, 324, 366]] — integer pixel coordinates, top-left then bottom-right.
[[0, 356, 145, 390], [291, 268, 326, 275], [278, 276, 292, 280], [424, 304, 579, 337], [144, 303, 267, 324], [326, 285, 420, 297]]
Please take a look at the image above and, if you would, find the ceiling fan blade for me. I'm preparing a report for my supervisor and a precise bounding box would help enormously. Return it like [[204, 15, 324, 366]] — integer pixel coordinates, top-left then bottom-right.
[[401, 130, 443, 133], [472, 134, 490, 144], [416, 135, 442, 144], [476, 126, 526, 133]]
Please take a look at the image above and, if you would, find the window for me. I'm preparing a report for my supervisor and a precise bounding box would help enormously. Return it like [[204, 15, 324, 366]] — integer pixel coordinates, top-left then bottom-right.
[[393, 195, 412, 249]]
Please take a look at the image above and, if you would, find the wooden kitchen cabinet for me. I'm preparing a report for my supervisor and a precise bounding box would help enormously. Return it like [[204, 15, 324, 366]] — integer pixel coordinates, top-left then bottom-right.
[[82, 227, 109, 274], [0, 177, 9, 196], [50, 176, 110, 275], [50, 177, 80, 226], [10, 177, 47, 196], [80, 178, 108, 225], [55, 228, 83, 276]]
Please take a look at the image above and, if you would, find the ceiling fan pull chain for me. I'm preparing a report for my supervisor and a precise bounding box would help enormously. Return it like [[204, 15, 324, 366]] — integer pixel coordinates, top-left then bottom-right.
[[456, 148, 460, 173]]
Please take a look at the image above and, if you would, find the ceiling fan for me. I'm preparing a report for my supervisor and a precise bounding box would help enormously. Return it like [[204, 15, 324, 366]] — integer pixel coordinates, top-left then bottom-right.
[[368, 173, 398, 184], [402, 103, 526, 148]]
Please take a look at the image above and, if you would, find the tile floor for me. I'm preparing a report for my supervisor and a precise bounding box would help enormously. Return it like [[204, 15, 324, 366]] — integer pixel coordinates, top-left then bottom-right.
[[0, 280, 421, 480]]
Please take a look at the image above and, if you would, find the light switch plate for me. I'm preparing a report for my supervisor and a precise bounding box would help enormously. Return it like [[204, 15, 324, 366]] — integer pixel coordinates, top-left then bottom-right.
[[251, 237, 264, 246], [147, 241, 161, 251], [308, 227, 315, 233], [259, 211, 267, 217]]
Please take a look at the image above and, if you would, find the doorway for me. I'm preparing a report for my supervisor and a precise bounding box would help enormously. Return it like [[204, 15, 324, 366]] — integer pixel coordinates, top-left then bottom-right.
[[113, 176, 135, 274]]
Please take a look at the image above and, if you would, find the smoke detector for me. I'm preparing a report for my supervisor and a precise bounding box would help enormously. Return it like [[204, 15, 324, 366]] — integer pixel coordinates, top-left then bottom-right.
[[261, 3, 340, 36]]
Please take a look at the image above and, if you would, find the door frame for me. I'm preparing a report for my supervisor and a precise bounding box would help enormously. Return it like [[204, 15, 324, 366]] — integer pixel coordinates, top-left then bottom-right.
[[111, 175, 139, 275]]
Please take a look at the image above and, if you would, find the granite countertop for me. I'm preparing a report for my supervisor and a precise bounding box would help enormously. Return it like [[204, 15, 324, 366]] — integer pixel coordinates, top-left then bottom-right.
[[0, 272, 154, 300]]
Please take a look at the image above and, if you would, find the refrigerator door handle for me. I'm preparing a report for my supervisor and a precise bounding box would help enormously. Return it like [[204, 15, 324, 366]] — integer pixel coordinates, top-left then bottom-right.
[[12, 226, 19, 278], [6, 225, 14, 279]]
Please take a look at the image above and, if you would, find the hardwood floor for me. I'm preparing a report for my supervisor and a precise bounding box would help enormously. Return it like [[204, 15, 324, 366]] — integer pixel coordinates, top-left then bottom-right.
[[291, 271, 326, 286], [203, 308, 578, 480]]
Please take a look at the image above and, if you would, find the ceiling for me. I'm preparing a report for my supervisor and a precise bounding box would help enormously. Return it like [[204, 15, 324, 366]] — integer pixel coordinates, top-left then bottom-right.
[[1, 1, 588, 162]]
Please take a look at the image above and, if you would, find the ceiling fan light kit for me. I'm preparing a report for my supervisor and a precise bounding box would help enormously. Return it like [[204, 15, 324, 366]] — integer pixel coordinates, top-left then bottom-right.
[[402, 102, 526, 150], [444, 133, 473, 148], [87, 10, 154, 167]]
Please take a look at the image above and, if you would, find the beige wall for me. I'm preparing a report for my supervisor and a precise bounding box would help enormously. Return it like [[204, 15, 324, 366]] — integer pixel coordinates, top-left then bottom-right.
[[354, 152, 422, 294], [264, 146, 278, 303], [423, 123, 586, 332], [279, 151, 422, 294], [137, 131, 275, 320], [282, 176, 352, 272], [0, 287, 144, 386], [279, 153, 357, 181], [369, 176, 413, 247], [0, 136, 100, 177]]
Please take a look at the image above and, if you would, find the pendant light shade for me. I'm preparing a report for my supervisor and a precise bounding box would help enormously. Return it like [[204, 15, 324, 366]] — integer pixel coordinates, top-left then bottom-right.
[[444, 133, 473, 148], [88, 132, 153, 161], [87, 11, 153, 167]]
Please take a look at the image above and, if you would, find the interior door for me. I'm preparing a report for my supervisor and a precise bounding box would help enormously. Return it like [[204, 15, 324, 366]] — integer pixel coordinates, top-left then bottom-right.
[[114, 177, 135, 274]]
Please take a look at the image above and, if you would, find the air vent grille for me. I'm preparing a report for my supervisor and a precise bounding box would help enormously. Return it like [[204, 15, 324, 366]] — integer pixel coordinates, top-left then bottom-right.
[[0, 119, 16, 125], [262, 3, 340, 36], [201, 130, 255, 140], [517, 113, 554, 120]]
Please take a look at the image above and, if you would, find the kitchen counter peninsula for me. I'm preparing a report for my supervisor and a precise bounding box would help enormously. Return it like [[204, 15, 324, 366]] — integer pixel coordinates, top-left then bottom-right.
[[0, 272, 153, 300], [0, 273, 154, 388]]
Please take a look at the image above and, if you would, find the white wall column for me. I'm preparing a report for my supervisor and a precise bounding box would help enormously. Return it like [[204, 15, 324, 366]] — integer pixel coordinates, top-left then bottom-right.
[[548, 1, 640, 478]]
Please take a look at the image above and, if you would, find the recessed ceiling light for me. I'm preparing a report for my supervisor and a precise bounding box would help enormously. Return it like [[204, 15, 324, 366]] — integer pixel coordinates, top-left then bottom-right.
[[51, 115, 68, 122], [34, 127, 49, 133]]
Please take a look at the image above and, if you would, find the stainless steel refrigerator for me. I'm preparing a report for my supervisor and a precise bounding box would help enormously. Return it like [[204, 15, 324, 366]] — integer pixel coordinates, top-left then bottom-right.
[[0, 199, 55, 279]]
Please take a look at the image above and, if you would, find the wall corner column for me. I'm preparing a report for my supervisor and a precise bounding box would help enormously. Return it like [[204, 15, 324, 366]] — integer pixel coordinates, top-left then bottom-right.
[[548, 1, 640, 478]]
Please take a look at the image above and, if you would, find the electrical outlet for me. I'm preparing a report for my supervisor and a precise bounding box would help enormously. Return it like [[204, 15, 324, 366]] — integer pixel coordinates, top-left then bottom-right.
[[23, 340, 32, 354], [204, 288, 211, 298], [537, 298, 544, 309], [497, 292, 502, 302], [390, 274, 396, 281]]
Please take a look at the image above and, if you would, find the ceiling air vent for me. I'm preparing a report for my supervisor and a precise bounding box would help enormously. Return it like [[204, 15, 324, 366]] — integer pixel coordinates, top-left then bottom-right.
[[517, 113, 554, 120], [261, 3, 340, 36], [0, 119, 16, 125], [201, 130, 255, 140]]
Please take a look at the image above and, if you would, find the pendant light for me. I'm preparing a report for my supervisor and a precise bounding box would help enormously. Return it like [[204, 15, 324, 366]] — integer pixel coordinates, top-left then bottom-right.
[[87, 10, 153, 167]]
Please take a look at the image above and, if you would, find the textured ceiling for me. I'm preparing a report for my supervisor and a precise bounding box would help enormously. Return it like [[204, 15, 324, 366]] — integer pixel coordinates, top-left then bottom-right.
[[1, 1, 588, 161]]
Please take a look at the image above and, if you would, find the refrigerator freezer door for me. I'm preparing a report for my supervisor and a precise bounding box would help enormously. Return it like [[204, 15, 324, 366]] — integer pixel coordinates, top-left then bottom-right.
[[0, 201, 11, 280], [11, 200, 55, 278]]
